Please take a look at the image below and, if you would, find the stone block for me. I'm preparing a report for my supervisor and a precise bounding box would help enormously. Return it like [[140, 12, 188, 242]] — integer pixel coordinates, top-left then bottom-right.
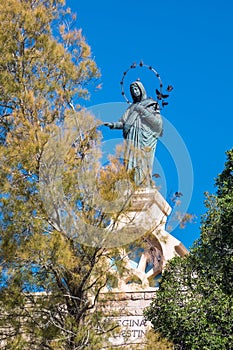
[[144, 292, 156, 300], [131, 292, 144, 300]]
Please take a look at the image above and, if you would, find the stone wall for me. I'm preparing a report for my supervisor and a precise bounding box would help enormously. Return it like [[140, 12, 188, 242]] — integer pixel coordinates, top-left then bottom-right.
[[100, 289, 157, 347]]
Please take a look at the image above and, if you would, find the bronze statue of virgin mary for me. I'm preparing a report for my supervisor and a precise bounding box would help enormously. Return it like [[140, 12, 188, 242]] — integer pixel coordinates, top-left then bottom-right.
[[105, 81, 163, 187]]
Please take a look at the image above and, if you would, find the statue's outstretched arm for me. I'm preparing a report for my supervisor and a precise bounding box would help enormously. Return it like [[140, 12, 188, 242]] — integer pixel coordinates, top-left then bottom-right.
[[103, 108, 129, 129], [103, 121, 123, 129]]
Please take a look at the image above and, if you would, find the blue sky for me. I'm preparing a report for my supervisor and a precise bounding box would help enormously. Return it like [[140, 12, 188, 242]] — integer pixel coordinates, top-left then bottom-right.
[[66, 0, 233, 249]]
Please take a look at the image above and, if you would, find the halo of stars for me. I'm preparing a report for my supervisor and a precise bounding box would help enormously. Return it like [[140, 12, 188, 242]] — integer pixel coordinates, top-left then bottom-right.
[[120, 61, 173, 108]]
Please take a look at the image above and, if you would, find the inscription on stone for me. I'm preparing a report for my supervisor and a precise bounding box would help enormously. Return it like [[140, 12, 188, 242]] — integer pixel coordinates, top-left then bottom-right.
[[120, 318, 147, 338], [110, 316, 149, 345]]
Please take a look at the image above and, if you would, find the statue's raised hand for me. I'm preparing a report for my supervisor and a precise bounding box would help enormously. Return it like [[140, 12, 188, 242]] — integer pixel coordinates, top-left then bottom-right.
[[104, 122, 114, 129]]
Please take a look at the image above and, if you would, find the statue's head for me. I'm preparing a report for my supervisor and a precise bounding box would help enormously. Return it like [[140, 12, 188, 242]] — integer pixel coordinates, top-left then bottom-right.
[[130, 81, 147, 102]]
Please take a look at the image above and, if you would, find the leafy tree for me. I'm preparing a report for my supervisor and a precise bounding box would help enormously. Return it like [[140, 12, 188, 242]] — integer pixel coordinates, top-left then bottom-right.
[[0, 1, 126, 349], [139, 330, 174, 349], [145, 149, 233, 349]]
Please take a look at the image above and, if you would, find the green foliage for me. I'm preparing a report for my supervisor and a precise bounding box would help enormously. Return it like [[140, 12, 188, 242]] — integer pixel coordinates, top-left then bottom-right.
[[145, 149, 233, 350], [140, 330, 174, 349]]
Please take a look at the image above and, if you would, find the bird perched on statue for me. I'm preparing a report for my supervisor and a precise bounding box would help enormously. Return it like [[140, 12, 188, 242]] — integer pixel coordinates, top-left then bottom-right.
[[167, 85, 174, 92], [156, 89, 169, 100]]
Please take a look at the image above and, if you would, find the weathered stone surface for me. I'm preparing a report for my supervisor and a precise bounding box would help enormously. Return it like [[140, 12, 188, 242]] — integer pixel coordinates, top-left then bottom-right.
[[101, 188, 189, 347], [144, 292, 156, 300], [131, 292, 144, 300]]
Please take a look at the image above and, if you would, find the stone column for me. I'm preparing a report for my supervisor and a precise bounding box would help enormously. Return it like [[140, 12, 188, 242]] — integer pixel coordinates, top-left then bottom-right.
[[100, 188, 188, 347]]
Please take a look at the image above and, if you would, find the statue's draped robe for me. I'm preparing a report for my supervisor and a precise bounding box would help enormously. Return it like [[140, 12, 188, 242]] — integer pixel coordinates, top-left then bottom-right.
[[112, 82, 163, 186]]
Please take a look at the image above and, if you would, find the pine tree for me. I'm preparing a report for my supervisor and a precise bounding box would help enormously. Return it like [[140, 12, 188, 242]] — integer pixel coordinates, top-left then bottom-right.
[[0, 1, 124, 349]]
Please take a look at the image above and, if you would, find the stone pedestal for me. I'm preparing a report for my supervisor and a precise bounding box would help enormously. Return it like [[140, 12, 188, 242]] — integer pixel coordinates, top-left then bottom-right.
[[101, 188, 188, 347]]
